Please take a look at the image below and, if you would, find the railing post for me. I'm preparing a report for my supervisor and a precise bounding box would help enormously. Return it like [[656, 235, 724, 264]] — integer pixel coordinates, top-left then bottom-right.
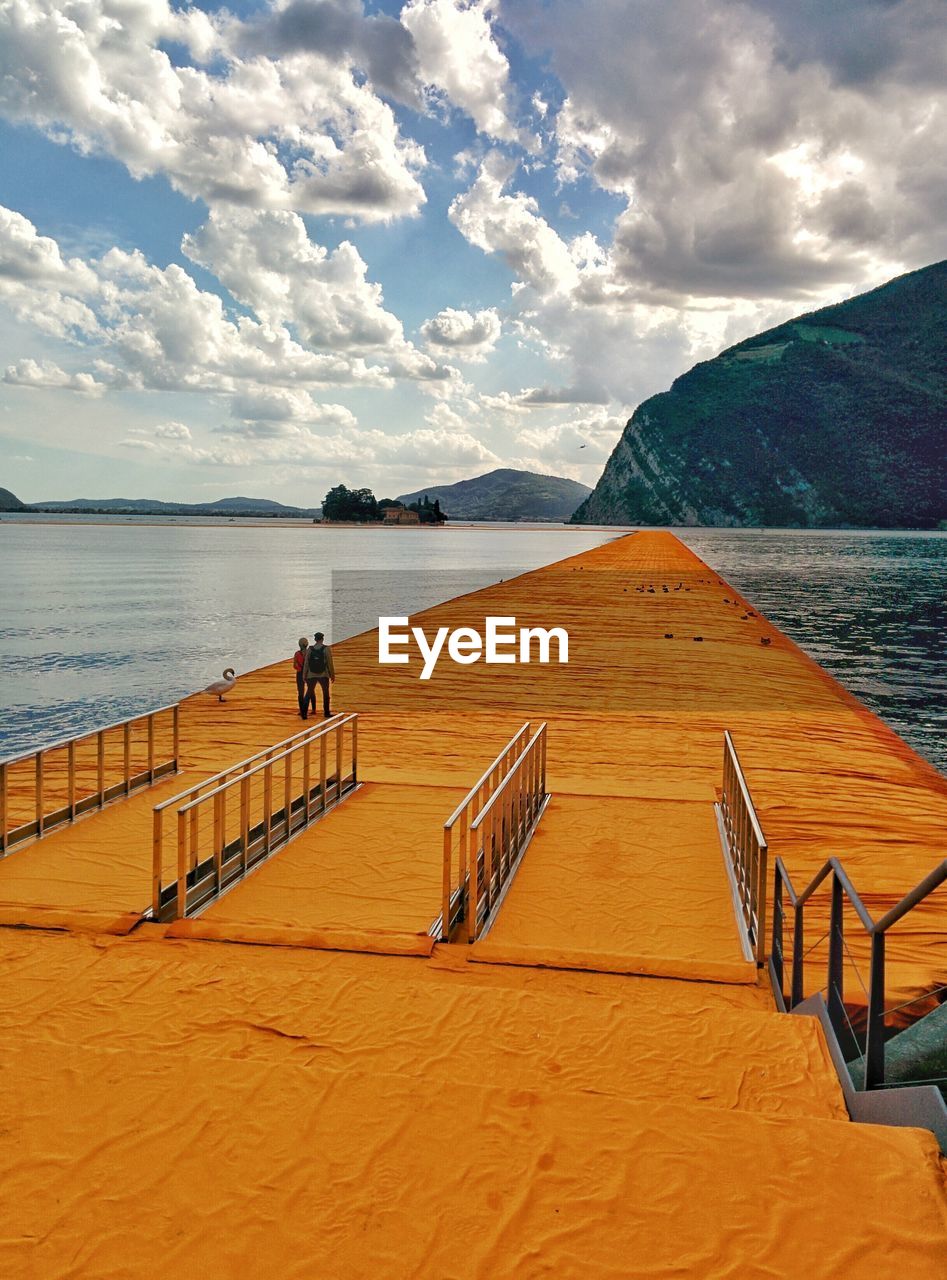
[[756, 834, 769, 966], [468, 832, 481, 943], [791, 902, 804, 1008], [772, 865, 784, 1001], [152, 809, 163, 918], [335, 722, 343, 804], [352, 716, 358, 785], [283, 753, 292, 841], [319, 733, 328, 813], [68, 740, 76, 819], [827, 872, 845, 1038], [304, 739, 312, 821], [863, 932, 887, 1090], [172, 704, 180, 771], [442, 825, 453, 942], [263, 763, 273, 854], [147, 715, 155, 784], [35, 750, 44, 837], [0, 761, 7, 854], [176, 809, 188, 920], [240, 776, 250, 876], [189, 802, 199, 871], [97, 730, 105, 808], [124, 722, 132, 795], [214, 789, 225, 892]]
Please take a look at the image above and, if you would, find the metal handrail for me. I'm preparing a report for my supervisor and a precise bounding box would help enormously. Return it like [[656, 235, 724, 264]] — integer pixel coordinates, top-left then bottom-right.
[[151, 715, 345, 915], [771, 854, 947, 1089], [155, 715, 344, 815], [0, 702, 180, 855], [466, 723, 548, 941], [152, 714, 357, 922], [439, 722, 531, 941], [720, 730, 768, 964]]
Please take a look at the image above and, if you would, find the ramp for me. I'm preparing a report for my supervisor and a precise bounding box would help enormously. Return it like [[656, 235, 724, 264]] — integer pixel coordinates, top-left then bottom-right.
[[171, 782, 465, 955], [472, 794, 755, 983]]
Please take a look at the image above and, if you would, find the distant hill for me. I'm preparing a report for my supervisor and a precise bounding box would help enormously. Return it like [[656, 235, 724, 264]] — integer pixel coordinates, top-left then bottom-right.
[[573, 260, 947, 528], [397, 469, 592, 521], [29, 496, 321, 517], [0, 487, 27, 511]]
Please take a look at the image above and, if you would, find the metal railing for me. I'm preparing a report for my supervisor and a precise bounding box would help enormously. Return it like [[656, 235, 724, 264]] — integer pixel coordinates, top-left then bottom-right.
[[151, 715, 346, 916], [152, 714, 358, 922], [720, 730, 768, 964], [0, 703, 179, 856], [771, 855, 947, 1090], [466, 723, 549, 942], [438, 722, 532, 942]]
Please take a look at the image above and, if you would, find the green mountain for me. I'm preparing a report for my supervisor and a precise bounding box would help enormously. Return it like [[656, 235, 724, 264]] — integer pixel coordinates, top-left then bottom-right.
[[397, 468, 591, 522], [573, 261, 947, 528], [0, 487, 27, 511]]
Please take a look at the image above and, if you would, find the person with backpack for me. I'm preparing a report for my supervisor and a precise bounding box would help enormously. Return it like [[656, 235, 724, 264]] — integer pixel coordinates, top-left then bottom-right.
[[303, 631, 335, 719], [293, 637, 309, 718]]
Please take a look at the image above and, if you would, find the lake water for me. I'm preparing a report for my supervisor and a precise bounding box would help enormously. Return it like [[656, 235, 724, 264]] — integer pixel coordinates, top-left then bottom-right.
[[0, 519, 944, 773]]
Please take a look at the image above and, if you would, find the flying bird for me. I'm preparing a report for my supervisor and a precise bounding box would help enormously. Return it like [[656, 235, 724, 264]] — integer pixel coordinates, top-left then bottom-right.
[[579, 443, 588, 449], [204, 668, 236, 702]]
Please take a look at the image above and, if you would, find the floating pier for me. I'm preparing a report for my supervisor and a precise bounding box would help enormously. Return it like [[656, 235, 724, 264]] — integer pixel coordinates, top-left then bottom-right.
[[1, 530, 945, 1276]]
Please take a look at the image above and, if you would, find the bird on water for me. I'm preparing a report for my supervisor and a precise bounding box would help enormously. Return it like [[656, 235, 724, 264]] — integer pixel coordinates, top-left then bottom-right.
[[205, 668, 236, 702]]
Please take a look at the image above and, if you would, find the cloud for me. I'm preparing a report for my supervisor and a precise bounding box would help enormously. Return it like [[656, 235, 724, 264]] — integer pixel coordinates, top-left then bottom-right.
[[402, 0, 525, 143], [0, 0, 426, 221], [449, 152, 579, 296], [505, 0, 946, 300], [3, 357, 105, 395], [239, 0, 423, 108], [154, 421, 192, 440], [420, 307, 501, 360], [0, 206, 463, 405]]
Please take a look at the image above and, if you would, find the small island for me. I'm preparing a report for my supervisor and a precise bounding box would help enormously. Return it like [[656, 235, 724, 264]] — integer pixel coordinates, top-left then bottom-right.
[[320, 484, 446, 526]]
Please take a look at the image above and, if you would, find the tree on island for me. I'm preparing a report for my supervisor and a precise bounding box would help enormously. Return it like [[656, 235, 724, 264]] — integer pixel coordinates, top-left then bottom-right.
[[321, 484, 379, 522], [406, 495, 446, 524]]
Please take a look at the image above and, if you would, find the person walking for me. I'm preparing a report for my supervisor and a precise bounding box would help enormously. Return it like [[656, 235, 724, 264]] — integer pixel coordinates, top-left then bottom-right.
[[303, 631, 335, 719], [293, 637, 309, 718]]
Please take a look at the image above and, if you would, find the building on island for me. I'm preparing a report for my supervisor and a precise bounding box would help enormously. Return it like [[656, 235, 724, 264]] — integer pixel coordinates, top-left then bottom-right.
[[381, 504, 421, 526]]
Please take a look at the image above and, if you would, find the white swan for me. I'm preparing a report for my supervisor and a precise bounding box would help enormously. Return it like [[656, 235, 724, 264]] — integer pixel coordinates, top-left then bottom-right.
[[204, 667, 236, 702]]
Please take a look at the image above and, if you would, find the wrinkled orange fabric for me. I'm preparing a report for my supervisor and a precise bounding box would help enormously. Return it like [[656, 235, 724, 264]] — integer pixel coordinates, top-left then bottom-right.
[[2, 530, 947, 1276]]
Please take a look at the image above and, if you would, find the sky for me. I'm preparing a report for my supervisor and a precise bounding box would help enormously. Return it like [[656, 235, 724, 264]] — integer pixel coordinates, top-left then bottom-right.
[[0, 0, 944, 505]]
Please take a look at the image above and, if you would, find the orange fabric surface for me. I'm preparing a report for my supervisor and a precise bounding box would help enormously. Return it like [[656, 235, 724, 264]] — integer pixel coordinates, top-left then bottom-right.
[[4, 530, 945, 1011], [196, 781, 458, 940], [166, 917, 436, 956], [0, 929, 841, 1121], [478, 794, 752, 979], [2, 1041, 944, 1278]]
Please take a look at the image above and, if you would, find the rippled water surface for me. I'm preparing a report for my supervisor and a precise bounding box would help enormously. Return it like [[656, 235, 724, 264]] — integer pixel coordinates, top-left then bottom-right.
[[678, 528, 946, 773], [0, 520, 612, 757], [1, 520, 944, 773]]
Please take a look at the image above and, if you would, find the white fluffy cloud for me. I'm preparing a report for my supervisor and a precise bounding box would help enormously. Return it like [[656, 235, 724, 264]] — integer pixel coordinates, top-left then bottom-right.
[[450, 152, 580, 296], [3, 357, 105, 395], [0, 0, 426, 220], [0, 206, 461, 407], [506, 0, 944, 300], [182, 208, 457, 386], [402, 0, 524, 144], [420, 307, 501, 360]]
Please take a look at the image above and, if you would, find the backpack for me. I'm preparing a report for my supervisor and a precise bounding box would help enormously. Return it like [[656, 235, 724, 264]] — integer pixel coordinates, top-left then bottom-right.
[[305, 644, 328, 678]]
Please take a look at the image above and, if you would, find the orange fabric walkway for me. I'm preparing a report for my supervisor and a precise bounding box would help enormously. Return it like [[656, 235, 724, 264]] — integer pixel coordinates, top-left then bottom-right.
[[1, 928, 945, 1278], [173, 781, 460, 955], [3, 529, 947, 1276], [475, 794, 753, 983]]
